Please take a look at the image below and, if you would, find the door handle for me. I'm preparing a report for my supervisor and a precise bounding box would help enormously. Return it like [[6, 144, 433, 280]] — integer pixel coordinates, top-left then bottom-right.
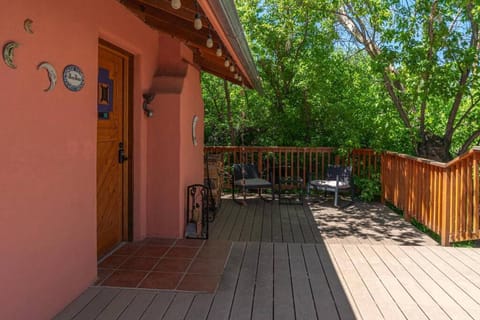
[[118, 142, 128, 164]]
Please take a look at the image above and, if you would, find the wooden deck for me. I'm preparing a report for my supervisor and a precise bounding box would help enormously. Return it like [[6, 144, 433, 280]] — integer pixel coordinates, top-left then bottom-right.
[[55, 199, 480, 320]]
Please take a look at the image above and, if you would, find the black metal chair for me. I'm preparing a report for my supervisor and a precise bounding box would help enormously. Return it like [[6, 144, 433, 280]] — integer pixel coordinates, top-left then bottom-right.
[[232, 163, 274, 203], [308, 165, 353, 207]]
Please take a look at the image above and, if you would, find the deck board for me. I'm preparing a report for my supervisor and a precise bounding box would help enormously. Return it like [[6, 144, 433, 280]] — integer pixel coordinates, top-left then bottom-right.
[[386, 245, 473, 319], [251, 242, 274, 320], [343, 245, 406, 320], [400, 246, 480, 318], [162, 293, 195, 320], [117, 291, 156, 320], [279, 204, 293, 242], [72, 287, 120, 320], [239, 200, 256, 241], [207, 242, 246, 320], [302, 244, 340, 320], [328, 244, 383, 319], [53, 287, 102, 320], [369, 245, 448, 320], [140, 292, 175, 320], [230, 242, 260, 320], [95, 289, 137, 320], [288, 243, 318, 319], [260, 200, 273, 242], [184, 294, 214, 320], [273, 243, 295, 320]]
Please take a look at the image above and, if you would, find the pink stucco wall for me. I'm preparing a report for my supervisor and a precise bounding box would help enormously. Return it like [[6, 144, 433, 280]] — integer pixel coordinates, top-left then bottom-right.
[[0, 1, 203, 319], [146, 35, 204, 238]]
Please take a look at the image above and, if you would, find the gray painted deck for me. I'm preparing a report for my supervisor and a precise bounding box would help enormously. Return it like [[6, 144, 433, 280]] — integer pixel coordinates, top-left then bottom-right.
[[55, 199, 480, 320]]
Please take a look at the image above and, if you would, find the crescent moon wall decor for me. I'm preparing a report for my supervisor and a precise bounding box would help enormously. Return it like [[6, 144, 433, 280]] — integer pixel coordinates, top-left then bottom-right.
[[3, 41, 19, 69], [24, 19, 34, 34], [37, 62, 57, 92]]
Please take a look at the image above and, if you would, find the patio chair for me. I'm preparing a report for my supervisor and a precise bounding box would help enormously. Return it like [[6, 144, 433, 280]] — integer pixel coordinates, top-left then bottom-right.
[[308, 165, 353, 207], [232, 163, 274, 203]]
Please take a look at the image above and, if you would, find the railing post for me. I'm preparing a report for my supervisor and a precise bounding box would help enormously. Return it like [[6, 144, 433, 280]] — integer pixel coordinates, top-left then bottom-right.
[[441, 167, 451, 246], [381, 153, 386, 204]]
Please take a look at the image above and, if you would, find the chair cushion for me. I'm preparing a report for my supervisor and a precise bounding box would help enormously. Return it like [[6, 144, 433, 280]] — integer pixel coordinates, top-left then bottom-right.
[[310, 179, 350, 190], [234, 178, 272, 188]]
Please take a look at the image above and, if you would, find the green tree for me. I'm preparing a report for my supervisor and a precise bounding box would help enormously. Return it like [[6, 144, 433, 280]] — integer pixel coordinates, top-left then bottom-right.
[[335, 0, 480, 161]]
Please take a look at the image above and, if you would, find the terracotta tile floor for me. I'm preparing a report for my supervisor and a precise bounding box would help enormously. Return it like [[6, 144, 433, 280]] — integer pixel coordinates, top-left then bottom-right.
[[96, 239, 231, 293]]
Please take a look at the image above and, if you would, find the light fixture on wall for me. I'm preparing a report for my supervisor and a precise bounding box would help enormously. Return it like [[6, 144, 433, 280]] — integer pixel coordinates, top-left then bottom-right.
[[229, 64, 235, 73], [224, 57, 230, 68], [171, 0, 181, 9], [142, 92, 155, 118]]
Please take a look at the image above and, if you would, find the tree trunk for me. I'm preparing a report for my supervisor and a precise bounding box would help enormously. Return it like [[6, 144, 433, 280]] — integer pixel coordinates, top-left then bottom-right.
[[223, 80, 236, 145], [416, 132, 452, 162]]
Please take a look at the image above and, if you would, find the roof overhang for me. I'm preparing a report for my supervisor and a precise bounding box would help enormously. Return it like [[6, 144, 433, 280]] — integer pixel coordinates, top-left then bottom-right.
[[119, 0, 261, 91]]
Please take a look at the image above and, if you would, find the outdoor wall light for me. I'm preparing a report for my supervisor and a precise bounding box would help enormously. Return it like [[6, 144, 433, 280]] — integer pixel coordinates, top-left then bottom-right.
[[171, 0, 181, 9], [142, 92, 155, 118]]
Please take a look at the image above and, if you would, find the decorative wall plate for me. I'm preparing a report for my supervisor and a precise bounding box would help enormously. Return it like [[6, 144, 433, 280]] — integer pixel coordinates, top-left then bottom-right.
[[63, 64, 85, 91]]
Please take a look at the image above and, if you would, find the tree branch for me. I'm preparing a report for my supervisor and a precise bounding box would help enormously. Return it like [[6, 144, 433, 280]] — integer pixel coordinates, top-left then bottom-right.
[[458, 129, 480, 155], [445, 1, 478, 145], [453, 95, 480, 132], [420, 0, 438, 139]]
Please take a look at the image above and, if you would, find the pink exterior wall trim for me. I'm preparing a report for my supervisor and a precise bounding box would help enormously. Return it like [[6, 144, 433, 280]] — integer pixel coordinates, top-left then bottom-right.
[[0, 1, 204, 319]]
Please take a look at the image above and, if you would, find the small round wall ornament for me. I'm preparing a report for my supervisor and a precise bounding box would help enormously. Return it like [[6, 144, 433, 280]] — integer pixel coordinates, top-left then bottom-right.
[[63, 64, 85, 91]]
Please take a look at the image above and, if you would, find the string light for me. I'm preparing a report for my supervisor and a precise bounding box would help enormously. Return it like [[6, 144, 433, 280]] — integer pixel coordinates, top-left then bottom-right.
[[216, 45, 223, 57], [229, 64, 235, 72], [206, 34, 213, 48], [224, 58, 230, 67], [194, 13, 202, 30], [238, 75, 242, 82], [171, 0, 181, 9]]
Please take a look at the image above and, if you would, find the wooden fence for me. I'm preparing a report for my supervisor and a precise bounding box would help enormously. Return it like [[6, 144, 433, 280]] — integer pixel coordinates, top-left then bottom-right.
[[204, 146, 380, 187], [382, 147, 480, 245]]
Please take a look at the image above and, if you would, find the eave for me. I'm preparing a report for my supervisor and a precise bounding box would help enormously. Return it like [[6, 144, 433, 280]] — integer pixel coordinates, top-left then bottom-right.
[[119, 0, 261, 91]]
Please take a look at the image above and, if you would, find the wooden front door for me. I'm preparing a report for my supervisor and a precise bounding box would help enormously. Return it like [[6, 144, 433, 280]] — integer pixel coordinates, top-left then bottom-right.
[[97, 41, 132, 258]]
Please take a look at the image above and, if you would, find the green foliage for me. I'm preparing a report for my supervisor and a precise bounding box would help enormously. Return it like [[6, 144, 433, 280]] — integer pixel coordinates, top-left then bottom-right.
[[353, 173, 381, 202], [203, 0, 479, 159]]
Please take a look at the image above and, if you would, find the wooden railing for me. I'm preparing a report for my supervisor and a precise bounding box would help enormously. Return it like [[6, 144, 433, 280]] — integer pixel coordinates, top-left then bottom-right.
[[204, 146, 380, 187], [382, 147, 480, 245]]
